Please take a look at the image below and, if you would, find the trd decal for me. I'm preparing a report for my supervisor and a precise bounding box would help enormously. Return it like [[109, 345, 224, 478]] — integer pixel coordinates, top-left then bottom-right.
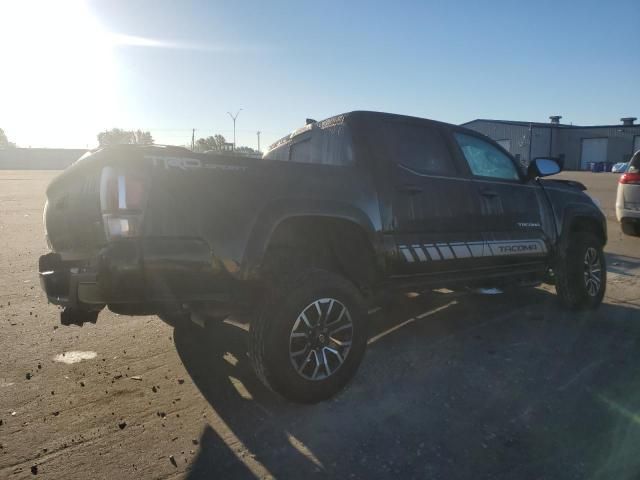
[[398, 240, 546, 262], [146, 155, 248, 172]]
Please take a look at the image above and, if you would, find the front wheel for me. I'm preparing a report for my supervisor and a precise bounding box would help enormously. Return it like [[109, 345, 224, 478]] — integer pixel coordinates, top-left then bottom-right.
[[249, 269, 368, 403], [555, 233, 606, 310]]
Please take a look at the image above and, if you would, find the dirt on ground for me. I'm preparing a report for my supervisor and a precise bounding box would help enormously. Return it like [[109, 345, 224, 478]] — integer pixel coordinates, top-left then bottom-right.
[[1, 170, 639, 479]]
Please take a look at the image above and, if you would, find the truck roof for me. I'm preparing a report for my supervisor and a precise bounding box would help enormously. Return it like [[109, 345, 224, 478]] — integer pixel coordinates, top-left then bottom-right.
[[267, 110, 459, 152]]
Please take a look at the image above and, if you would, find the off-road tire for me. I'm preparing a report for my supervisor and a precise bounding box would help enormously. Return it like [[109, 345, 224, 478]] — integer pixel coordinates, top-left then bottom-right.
[[249, 269, 368, 403], [555, 233, 606, 310]]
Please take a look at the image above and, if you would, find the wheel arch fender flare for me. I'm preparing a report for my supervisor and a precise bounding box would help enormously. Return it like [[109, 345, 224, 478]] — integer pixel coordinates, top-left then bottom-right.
[[556, 203, 607, 254], [240, 198, 378, 279]]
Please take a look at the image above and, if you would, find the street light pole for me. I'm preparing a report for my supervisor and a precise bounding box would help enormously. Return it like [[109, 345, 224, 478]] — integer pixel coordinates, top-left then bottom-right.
[[227, 109, 242, 152]]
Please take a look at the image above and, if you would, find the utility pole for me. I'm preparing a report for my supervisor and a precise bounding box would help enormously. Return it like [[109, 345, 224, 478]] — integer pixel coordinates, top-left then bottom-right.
[[256, 131, 261, 152], [227, 109, 242, 152], [191, 128, 195, 151]]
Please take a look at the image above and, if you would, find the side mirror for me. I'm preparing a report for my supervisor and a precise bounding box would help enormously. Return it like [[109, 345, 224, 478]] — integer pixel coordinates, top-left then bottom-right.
[[528, 157, 561, 179]]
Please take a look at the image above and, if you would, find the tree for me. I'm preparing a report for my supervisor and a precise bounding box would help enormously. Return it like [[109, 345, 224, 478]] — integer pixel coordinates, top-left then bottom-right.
[[235, 146, 261, 155], [193, 134, 228, 152], [194, 136, 218, 152], [192, 133, 260, 155], [213, 134, 226, 149], [97, 128, 154, 146], [0, 128, 16, 148]]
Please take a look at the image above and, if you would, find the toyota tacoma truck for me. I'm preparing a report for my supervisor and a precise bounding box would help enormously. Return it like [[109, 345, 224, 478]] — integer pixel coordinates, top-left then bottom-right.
[[38, 111, 607, 403]]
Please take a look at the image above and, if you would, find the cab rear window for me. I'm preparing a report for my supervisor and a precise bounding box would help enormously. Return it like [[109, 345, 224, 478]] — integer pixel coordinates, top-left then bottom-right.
[[264, 123, 355, 166]]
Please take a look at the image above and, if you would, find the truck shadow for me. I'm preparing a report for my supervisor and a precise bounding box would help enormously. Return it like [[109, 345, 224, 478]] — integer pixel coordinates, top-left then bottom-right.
[[606, 252, 640, 277], [174, 287, 640, 479]]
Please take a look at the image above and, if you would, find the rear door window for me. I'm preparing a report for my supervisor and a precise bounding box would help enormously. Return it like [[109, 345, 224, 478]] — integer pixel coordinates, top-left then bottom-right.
[[380, 121, 456, 176]]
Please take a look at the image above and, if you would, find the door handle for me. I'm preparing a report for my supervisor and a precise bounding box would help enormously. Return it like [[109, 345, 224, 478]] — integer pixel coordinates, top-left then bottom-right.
[[480, 189, 499, 197], [398, 184, 424, 195]]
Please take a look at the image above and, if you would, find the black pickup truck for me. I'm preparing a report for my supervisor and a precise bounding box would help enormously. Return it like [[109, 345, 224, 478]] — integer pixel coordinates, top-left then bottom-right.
[[39, 111, 607, 403]]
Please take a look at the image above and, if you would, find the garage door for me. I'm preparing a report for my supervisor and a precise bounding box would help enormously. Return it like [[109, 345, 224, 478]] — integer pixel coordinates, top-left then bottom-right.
[[634, 135, 640, 155], [580, 138, 608, 170]]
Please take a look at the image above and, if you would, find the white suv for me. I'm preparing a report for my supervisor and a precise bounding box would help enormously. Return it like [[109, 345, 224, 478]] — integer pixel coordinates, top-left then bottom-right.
[[616, 150, 640, 235]]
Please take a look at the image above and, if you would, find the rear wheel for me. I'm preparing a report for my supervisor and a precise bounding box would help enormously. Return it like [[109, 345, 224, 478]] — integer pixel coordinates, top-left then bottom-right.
[[555, 233, 606, 310], [249, 269, 368, 403]]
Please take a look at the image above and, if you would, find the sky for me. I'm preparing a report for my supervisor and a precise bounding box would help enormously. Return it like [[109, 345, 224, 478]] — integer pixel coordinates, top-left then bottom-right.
[[0, 0, 638, 150]]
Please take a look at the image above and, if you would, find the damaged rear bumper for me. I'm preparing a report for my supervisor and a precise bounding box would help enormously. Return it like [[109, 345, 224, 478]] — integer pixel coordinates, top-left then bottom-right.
[[38, 238, 249, 313], [39, 254, 103, 308]]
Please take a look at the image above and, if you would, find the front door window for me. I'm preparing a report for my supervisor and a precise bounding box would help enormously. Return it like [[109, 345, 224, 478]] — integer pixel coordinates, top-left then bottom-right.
[[455, 133, 521, 181]]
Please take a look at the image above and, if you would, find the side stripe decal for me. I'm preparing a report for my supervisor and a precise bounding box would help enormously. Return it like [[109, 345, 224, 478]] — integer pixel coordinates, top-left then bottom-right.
[[398, 239, 546, 263], [399, 245, 415, 263], [450, 243, 472, 259], [411, 245, 428, 262], [436, 243, 455, 260], [423, 244, 441, 260], [466, 242, 489, 258]]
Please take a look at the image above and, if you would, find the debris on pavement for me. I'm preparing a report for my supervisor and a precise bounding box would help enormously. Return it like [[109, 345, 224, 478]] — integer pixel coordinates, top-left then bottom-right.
[[169, 455, 177, 467], [53, 351, 97, 364]]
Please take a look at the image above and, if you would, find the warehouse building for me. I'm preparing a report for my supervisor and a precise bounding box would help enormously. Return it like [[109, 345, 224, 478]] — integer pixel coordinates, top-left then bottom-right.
[[462, 116, 640, 171]]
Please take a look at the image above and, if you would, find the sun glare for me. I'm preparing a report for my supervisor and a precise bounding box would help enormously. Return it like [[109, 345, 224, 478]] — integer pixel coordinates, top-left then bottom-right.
[[0, 0, 118, 147]]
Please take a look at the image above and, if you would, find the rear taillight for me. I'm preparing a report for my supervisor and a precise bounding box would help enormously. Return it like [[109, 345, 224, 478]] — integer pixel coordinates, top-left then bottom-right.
[[100, 167, 147, 239], [620, 172, 640, 185]]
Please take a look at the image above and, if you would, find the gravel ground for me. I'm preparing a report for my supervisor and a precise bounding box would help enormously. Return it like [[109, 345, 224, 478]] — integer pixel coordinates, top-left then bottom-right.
[[0, 170, 639, 479]]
